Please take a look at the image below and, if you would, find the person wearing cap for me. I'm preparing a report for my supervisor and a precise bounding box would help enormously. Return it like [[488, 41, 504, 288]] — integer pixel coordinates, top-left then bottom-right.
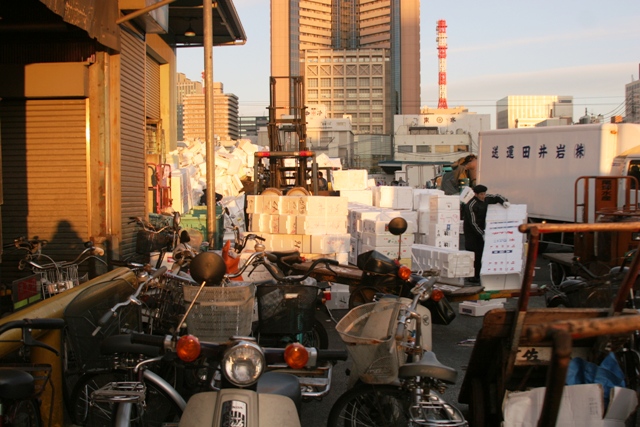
[[439, 154, 478, 195], [462, 184, 510, 283]]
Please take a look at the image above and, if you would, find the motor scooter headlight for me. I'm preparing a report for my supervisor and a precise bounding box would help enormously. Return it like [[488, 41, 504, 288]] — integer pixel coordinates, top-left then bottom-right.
[[222, 341, 265, 387]]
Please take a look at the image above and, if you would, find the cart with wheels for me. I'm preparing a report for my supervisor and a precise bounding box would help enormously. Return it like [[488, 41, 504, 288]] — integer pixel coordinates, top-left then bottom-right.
[[459, 221, 640, 427]]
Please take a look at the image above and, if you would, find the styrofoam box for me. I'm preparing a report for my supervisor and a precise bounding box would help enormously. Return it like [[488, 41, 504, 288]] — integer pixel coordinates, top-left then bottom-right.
[[278, 215, 297, 234], [300, 252, 349, 265], [267, 234, 310, 252], [376, 186, 414, 209], [360, 231, 414, 247], [459, 300, 504, 317], [424, 236, 458, 250], [296, 215, 327, 235], [308, 234, 351, 255], [246, 195, 261, 214], [480, 272, 522, 291], [333, 169, 369, 191], [339, 189, 373, 206], [417, 210, 431, 234], [428, 223, 460, 239], [326, 283, 350, 310], [360, 244, 412, 260], [413, 189, 444, 210], [430, 195, 460, 211], [429, 210, 461, 225]]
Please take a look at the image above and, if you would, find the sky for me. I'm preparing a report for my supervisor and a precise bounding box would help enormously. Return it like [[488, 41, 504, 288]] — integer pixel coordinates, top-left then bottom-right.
[[177, 0, 640, 128]]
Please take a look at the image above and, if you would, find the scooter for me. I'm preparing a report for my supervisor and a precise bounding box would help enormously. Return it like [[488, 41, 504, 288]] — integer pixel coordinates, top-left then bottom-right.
[[348, 217, 457, 325], [133, 251, 348, 427]]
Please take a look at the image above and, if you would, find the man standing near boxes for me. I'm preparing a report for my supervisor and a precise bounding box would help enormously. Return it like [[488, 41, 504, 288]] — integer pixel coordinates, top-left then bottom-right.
[[462, 184, 509, 283]]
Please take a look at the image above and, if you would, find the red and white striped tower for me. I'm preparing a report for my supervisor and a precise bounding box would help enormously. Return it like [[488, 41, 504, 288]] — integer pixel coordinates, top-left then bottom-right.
[[436, 19, 448, 109]]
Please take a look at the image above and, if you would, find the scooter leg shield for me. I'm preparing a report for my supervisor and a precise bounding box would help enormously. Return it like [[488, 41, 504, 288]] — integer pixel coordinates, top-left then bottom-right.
[[178, 389, 300, 427]]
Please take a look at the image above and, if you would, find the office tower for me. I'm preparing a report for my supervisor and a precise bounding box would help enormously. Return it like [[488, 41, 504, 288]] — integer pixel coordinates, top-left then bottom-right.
[[271, 0, 420, 135], [183, 83, 240, 142]]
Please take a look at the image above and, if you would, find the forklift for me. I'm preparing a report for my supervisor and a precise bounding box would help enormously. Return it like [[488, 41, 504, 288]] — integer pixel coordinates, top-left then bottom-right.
[[253, 76, 325, 195]]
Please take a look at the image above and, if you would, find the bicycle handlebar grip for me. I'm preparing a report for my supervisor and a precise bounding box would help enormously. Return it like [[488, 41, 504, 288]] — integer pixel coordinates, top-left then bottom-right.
[[130, 332, 166, 348], [317, 349, 348, 362], [93, 247, 105, 256], [281, 254, 304, 265], [24, 318, 66, 330], [98, 310, 116, 326], [149, 266, 168, 281]]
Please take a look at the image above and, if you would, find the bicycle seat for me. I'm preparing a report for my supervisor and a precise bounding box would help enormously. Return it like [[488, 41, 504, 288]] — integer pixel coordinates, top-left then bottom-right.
[[0, 368, 35, 400], [398, 351, 457, 384]]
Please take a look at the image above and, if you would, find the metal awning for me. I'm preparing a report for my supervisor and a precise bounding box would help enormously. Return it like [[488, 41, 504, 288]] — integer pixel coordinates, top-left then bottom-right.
[[162, 0, 246, 47]]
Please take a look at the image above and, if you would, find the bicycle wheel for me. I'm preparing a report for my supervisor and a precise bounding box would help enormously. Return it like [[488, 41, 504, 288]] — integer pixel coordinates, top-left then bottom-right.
[[11, 399, 42, 427], [299, 319, 329, 349], [327, 384, 411, 427], [71, 371, 182, 427]]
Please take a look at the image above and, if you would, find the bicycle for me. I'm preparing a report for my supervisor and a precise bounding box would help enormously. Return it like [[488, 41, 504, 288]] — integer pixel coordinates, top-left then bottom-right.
[[0, 318, 65, 427], [327, 274, 468, 426], [67, 267, 186, 427], [9, 236, 106, 301], [127, 212, 181, 269]]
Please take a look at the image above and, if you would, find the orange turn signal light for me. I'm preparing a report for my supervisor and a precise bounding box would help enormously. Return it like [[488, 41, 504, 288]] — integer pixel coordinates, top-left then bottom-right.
[[431, 288, 444, 302], [284, 342, 309, 369], [398, 265, 412, 281], [176, 334, 201, 362]]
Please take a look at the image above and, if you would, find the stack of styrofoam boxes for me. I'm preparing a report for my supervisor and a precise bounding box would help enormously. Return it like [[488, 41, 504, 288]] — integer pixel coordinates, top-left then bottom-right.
[[411, 244, 475, 281], [425, 194, 461, 250], [372, 186, 414, 210], [245, 194, 351, 265], [333, 169, 374, 206], [414, 190, 444, 245], [346, 202, 417, 267], [480, 204, 528, 290], [459, 299, 507, 316]]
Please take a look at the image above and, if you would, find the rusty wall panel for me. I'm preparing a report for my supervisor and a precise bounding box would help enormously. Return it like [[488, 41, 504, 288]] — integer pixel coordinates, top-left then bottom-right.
[[145, 55, 161, 121], [119, 30, 146, 258], [0, 99, 88, 282]]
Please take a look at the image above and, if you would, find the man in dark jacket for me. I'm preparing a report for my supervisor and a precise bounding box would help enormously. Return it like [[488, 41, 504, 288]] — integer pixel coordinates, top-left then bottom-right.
[[462, 184, 509, 283]]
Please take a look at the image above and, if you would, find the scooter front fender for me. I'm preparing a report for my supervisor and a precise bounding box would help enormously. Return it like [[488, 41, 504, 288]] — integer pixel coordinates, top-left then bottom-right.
[[178, 389, 301, 427]]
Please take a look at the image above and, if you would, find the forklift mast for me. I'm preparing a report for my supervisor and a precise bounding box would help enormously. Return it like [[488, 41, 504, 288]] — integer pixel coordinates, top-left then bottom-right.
[[257, 76, 321, 194]]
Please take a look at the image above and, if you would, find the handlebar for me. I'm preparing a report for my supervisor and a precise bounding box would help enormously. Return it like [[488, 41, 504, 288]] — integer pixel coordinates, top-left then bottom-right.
[[0, 318, 66, 356], [93, 267, 168, 336]]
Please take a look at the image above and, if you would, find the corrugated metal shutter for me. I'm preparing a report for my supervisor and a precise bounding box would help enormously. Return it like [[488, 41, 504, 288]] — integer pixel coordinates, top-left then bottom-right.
[[120, 30, 147, 258], [146, 56, 161, 121], [0, 99, 88, 282]]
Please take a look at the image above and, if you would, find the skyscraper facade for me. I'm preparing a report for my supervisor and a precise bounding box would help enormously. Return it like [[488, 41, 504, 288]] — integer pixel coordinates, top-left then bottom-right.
[[271, 0, 420, 135], [182, 83, 240, 143]]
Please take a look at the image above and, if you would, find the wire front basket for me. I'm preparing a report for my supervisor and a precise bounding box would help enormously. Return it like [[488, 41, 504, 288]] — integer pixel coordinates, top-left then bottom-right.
[[140, 272, 190, 334], [256, 284, 319, 335], [336, 299, 405, 384], [182, 283, 255, 342], [36, 264, 83, 299]]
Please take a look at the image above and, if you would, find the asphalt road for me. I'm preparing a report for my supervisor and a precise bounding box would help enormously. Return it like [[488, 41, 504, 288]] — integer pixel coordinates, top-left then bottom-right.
[[299, 247, 556, 427]]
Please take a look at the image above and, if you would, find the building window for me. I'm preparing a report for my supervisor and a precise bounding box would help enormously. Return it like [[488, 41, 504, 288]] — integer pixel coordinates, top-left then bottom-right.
[[416, 145, 431, 153], [372, 113, 383, 123], [372, 100, 383, 110], [372, 125, 383, 133], [347, 100, 357, 111], [360, 113, 370, 123], [359, 101, 369, 110], [372, 88, 383, 98], [347, 89, 357, 98], [398, 145, 413, 153], [346, 78, 357, 87], [308, 78, 318, 88], [321, 89, 331, 99], [372, 77, 383, 86], [321, 78, 331, 87], [333, 101, 344, 111], [308, 90, 318, 99], [359, 89, 370, 98], [334, 78, 344, 87], [359, 77, 370, 87], [334, 89, 344, 98]]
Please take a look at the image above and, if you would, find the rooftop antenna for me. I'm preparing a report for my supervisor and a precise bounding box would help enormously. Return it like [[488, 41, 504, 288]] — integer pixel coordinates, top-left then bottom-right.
[[437, 19, 448, 109]]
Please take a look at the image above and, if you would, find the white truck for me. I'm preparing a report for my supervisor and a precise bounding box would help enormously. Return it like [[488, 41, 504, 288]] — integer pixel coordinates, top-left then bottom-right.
[[477, 123, 640, 227]]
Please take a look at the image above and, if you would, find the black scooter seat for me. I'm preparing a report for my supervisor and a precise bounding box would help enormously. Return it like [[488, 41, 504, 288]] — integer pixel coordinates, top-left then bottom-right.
[[0, 368, 35, 399], [100, 334, 161, 357], [257, 372, 302, 413], [398, 351, 457, 384]]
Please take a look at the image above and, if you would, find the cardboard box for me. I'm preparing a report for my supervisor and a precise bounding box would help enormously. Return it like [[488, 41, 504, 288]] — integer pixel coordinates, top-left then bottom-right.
[[502, 384, 638, 427], [459, 300, 504, 316]]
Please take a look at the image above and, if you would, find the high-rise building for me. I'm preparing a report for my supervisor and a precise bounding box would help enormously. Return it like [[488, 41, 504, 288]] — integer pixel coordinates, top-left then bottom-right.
[[496, 95, 574, 129], [626, 73, 640, 124], [182, 82, 240, 143], [177, 73, 203, 141], [271, 0, 420, 135], [239, 116, 269, 143]]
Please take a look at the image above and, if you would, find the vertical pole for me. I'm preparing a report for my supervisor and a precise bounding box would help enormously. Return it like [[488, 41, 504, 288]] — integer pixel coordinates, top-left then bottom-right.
[[204, 0, 217, 248]]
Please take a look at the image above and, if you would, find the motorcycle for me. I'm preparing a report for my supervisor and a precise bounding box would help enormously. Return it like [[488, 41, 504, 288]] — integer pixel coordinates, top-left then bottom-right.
[[132, 250, 348, 427], [348, 217, 457, 325]]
